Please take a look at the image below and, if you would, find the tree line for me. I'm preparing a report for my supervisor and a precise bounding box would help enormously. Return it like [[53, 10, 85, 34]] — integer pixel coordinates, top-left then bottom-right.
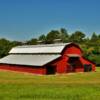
[[0, 28, 100, 65]]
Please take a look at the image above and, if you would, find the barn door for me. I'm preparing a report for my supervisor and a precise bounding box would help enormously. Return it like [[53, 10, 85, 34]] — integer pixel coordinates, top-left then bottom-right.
[[46, 65, 56, 74], [68, 57, 79, 72]]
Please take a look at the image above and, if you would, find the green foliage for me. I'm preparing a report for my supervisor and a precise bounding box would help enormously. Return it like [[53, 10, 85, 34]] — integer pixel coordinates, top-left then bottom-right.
[[87, 55, 100, 65], [0, 39, 22, 58], [38, 34, 46, 43], [45, 30, 60, 44], [60, 28, 69, 42], [0, 39, 13, 57], [69, 31, 85, 43], [26, 38, 38, 45], [91, 32, 98, 42]]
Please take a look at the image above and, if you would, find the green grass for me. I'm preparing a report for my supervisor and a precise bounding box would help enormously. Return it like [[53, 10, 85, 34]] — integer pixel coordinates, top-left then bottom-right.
[[0, 67, 100, 100]]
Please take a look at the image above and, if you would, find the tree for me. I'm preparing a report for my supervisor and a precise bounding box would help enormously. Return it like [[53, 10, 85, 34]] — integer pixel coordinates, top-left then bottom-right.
[[45, 30, 60, 44], [91, 32, 98, 42], [10, 41, 22, 47], [0, 38, 11, 57], [38, 34, 46, 44], [26, 38, 38, 45], [97, 34, 100, 45], [69, 31, 85, 43], [60, 28, 69, 42], [98, 34, 100, 38]]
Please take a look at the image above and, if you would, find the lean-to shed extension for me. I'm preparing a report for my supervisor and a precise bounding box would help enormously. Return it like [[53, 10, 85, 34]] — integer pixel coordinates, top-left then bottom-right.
[[0, 43, 96, 74]]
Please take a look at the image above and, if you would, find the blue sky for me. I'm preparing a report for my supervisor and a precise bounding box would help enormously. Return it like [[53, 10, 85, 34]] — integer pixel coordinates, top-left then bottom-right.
[[0, 0, 100, 41]]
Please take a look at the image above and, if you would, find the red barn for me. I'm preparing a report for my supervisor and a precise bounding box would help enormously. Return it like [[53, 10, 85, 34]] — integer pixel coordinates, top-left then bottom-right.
[[0, 43, 95, 74]]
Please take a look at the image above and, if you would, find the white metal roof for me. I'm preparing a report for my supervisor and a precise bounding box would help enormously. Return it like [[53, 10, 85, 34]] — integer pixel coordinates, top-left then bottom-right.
[[0, 54, 61, 66], [9, 43, 71, 54]]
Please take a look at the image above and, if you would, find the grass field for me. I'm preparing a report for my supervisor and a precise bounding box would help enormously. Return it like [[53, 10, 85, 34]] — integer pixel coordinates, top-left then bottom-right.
[[0, 68, 100, 100]]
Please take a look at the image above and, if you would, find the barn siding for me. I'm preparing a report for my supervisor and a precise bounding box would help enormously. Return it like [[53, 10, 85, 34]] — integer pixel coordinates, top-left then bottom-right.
[[80, 57, 95, 71], [0, 64, 46, 74], [62, 45, 82, 55], [51, 56, 69, 73]]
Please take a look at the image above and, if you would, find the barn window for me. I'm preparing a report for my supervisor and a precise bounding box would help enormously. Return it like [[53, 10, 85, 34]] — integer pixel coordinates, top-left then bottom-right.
[[84, 64, 92, 72]]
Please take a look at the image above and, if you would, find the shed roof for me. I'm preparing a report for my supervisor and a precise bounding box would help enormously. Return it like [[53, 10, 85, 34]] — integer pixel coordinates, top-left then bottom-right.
[[0, 54, 61, 66], [9, 43, 71, 54]]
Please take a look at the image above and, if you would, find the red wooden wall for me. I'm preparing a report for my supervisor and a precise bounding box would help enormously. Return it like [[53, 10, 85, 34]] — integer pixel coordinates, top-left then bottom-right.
[[0, 64, 46, 74]]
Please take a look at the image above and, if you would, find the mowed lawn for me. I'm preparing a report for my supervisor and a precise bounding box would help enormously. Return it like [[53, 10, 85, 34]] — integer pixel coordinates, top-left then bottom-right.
[[0, 68, 100, 100]]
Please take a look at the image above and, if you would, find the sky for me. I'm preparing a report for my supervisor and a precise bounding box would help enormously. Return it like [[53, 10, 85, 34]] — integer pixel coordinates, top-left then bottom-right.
[[0, 0, 100, 41]]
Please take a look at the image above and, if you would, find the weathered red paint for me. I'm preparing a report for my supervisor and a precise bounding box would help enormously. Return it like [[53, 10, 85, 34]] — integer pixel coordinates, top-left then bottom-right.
[[0, 43, 96, 74], [80, 57, 95, 71], [62, 44, 82, 56], [0, 64, 46, 74]]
